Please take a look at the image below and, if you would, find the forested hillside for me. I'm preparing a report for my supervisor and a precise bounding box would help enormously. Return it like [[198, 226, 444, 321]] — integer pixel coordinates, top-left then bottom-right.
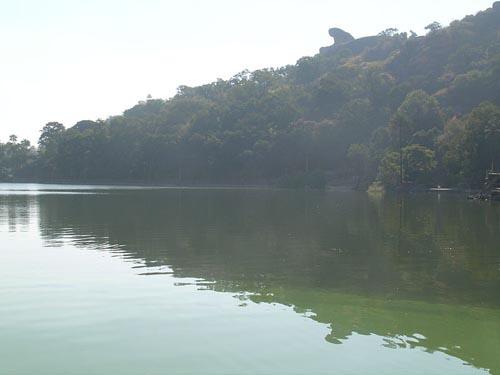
[[2, 2, 500, 189]]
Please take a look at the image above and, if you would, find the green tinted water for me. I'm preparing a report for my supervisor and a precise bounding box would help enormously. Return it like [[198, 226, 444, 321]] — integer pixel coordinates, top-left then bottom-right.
[[0, 184, 499, 374]]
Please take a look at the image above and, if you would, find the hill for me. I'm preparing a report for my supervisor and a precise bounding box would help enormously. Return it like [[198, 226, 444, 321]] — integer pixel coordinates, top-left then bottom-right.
[[2, 2, 500, 189]]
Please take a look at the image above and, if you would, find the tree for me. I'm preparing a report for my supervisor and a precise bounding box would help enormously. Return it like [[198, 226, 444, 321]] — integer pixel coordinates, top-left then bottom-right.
[[461, 102, 500, 184], [38, 122, 66, 178], [437, 117, 466, 184], [402, 144, 436, 184], [348, 143, 372, 187], [378, 145, 436, 188], [425, 22, 442, 33], [389, 90, 444, 148], [39, 122, 65, 150], [378, 151, 401, 188], [0, 135, 36, 180], [378, 28, 399, 37]]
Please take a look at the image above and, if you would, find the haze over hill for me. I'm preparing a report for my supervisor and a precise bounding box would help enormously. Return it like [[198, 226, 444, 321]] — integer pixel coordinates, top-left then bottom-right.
[[1, 2, 500, 190], [1, 0, 493, 143]]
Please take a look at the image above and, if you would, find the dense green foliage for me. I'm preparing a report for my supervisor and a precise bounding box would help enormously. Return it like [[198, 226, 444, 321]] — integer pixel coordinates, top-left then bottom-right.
[[2, 3, 500, 188], [0, 136, 36, 181]]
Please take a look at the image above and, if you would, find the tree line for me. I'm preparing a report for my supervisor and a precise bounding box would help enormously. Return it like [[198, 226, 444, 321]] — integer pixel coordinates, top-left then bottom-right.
[[2, 3, 500, 189]]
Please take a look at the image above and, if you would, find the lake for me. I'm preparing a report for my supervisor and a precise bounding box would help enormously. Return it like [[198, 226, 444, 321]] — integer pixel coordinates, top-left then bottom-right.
[[1, 183, 499, 375]]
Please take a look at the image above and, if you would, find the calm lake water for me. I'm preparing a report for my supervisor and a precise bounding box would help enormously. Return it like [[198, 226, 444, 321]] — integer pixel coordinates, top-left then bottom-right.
[[1, 183, 499, 375]]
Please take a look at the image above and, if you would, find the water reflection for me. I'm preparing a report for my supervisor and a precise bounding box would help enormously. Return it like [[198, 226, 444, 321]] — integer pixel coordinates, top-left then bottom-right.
[[2, 188, 500, 373], [0, 195, 38, 232]]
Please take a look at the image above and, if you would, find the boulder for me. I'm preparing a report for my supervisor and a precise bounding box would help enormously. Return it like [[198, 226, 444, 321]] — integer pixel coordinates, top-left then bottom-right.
[[328, 28, 355, 45], [320, 27, 355, 55]]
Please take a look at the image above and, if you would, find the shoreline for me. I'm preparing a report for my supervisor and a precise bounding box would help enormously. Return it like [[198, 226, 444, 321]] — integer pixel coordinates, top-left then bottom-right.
[[0, 180, 484, 195]]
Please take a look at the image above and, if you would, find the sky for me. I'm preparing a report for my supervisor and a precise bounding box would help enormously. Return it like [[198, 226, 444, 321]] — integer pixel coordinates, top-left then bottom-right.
[[0, 0, 494, 143]]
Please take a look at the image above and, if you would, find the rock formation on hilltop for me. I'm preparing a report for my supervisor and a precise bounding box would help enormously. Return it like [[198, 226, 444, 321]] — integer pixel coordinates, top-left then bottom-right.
[[328, 28, 355, 45], [319, 27, 355, 55]]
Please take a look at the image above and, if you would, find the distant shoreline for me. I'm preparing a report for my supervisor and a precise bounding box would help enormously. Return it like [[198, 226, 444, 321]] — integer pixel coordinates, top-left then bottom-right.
[[0, 179, 482, 195]]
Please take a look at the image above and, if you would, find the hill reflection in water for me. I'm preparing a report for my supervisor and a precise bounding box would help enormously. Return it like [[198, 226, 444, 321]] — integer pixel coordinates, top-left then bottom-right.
[[2, 188, 499, 373]]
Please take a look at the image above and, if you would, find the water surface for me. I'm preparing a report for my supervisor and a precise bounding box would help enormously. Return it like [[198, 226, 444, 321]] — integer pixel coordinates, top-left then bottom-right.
[[1, 184, 499, 374]]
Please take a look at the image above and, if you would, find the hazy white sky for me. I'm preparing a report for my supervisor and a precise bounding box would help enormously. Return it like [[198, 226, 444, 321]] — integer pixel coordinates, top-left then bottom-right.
[[0, 0, 494, 143]]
